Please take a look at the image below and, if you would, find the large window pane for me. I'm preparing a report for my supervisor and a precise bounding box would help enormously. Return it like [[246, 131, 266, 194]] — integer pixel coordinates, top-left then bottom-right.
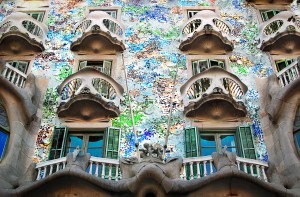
[[201, 147, 216, 156], [220, 135, 236, 147], [295, 131, 300, 154], [200, 135, 216, 146], [0, 130, 8, 160]]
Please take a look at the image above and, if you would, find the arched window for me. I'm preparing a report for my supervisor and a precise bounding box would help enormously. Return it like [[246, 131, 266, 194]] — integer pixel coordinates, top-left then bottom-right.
[[294, 107, 300, 156], [0, 101, 9, 161]]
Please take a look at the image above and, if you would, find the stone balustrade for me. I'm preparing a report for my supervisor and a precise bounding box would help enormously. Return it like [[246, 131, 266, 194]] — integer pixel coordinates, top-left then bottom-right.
[[73, 11, 125, 43], [179, 10, 233, 43], [257, 11, 300, 49], [57, 67, 124, 109], [0, 12, 47, 46], [180, 67, 247, 107], [2, 63, 27, 88], [36, 155, 268, 183], [277, 60, 300, 87], [181, 156, 268, 182], [36, 156, 121, 181]]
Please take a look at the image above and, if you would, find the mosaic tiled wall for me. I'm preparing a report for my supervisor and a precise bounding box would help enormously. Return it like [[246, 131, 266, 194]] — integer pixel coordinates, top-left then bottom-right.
[[2, 0, 298, 163]]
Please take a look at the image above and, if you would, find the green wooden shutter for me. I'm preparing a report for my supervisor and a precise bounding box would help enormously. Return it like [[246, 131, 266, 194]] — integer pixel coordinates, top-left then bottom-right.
[[184, 127, 198, 180], [237, 126, 257, 159], [49, 127, 67, 160], [184, 127, 198, 158], [106, 127, 121, 159]]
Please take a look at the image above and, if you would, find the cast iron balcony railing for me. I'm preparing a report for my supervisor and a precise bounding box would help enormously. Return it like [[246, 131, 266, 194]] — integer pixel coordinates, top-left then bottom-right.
[[180, 67, 248, 121], [35, 155, 268, 182], [71, 11, 126, 53], [0, 12, 47, 54], [179, 10, 233, 54], [257, 11, 300, 54], [57, 67, 124, 121], [277, 60, 300, 87]]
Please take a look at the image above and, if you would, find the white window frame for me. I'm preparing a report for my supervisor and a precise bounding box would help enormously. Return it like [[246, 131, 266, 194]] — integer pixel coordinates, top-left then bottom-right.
[[16, 1, 49, 24], [253, 5, 289, 24], [74, 54, 117, 79], [87, 6, 122, 20], [187, 55, 230, 78], [183, 6, 220, 20]]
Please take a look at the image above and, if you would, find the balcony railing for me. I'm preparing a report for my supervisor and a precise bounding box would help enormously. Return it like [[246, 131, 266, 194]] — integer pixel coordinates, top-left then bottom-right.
[[72, 11, 125, 43], [277, 61, 300, 87], [36, 155, 268, 183], [0, 12, 47, 46], [257, 11, 300, 49], [181, 156, 268, 182], [1, 63, 27, 88], [57, 67, 124, 109], [179, 10, 233, 44], [36, 156, 121, 181], [180, 67, 247, 106]]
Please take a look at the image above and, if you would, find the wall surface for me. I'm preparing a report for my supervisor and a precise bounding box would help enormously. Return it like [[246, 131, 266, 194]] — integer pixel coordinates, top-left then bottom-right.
[[1, 0, 298, 162]]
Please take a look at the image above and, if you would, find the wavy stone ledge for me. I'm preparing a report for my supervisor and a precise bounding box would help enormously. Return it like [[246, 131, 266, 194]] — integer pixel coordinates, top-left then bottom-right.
[[184, 94, 247, 121], [0, 31, 45, 56], [70, 31, 126, 54], [179, 31, 233, 55], [57, 94, 122, 122], [1, 166, 299, 197]]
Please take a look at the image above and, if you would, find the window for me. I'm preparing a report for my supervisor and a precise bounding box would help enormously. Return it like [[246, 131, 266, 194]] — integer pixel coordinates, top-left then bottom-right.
[[260, 10, 281, 21], [199, 133, 237, 156], [78, 60, 112, 76], [26, 12, 45, 22], [2, 61, 29, 87], [65, 133, 104, 157], [192, 59, 225, 75], [190, 59, 225, 97], [89, 8, 119, 33], [22, 12, 45, 36], [184, 126, 256, 159], [0, 101, 9, 161], [275, 59, 294, 72], [49, 127, 121, 160], [294, 107, 300, 156], [275, 59, 299, 86]]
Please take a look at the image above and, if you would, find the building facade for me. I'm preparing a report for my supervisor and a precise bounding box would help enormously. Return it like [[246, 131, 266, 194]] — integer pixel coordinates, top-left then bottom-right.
[[0, 0, 299, 196]]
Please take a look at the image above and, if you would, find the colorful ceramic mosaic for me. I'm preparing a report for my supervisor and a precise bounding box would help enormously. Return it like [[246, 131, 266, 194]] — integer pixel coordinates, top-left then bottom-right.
[[1, 0, 292, 163]]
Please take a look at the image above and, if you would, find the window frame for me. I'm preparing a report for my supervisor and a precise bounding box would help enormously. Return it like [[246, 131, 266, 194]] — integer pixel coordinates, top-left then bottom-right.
[[49, 126, 121, 160], [16, 2, 49, 24], [87, 6, 122, 21], [270, 55, 298, 74], [74, 54, 117, 80], [187, 55, 230, 78], [252, 5, 289, 23], [0, 101, 9, 162], [293, 107, 300, 157], [64, 132, 105, 158], [182, 6, 220, 20], [199, 130, 241, 157], [78, 60, 113, 76]]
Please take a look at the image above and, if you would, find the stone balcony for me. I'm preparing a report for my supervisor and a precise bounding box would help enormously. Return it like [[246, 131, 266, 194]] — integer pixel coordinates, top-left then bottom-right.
[[57, 67, 124, 122], [276, 58, 300, 87], [0, 12, 48, 55], [70, 11, 126, 54], [257, 11, 300, 55], [35, 155, 268, 182], [179, 10, 233, 55], [180, 67, 248, 121]]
